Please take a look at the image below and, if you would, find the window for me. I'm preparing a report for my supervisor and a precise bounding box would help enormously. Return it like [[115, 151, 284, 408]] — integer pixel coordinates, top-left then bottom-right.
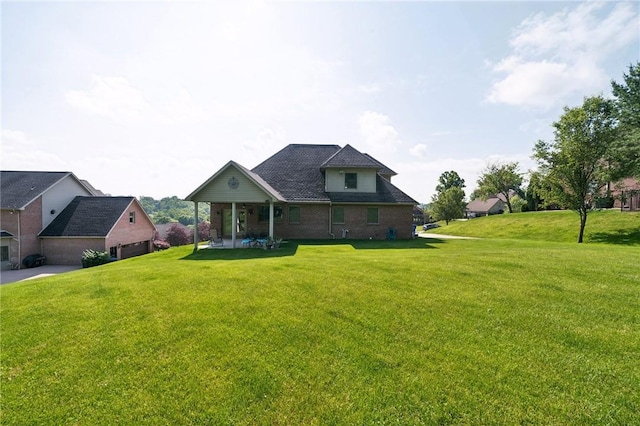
[[332, 206, 345, 224], [344, 173, 357, 189], [367, 207, 379, 224], [289, 206, 301, 223], [259, 205, 283, 223], [129, 212, 136, 224], [1, 246, 8, 262]]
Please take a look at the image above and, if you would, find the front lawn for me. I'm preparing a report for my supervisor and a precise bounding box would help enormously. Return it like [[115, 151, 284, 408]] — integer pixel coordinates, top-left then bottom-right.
[[2, 238, 639, 424]]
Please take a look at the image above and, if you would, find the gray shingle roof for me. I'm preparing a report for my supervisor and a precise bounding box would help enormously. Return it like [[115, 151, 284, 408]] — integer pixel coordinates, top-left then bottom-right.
[[252, 144, 341, 202], [39, 196, 135, 237], [252, 144, 417, 204], [1, 171, 72, 209], [320, 144, 382, 169]]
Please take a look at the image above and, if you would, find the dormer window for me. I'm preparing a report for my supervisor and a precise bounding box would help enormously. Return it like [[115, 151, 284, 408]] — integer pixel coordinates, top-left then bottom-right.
[[344, 173, 357, 189]]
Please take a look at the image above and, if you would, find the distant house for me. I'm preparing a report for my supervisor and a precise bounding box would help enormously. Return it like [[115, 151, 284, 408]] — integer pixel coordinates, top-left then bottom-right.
[[39, 196, 156, 265], [186, 144, 418, 246], [466, 197, 505, 218], [612, 178, 640, 211], [1, 171, 156, 268]]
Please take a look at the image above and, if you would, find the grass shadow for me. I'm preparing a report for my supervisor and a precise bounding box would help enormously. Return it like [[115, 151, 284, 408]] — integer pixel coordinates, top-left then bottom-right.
[[588, 227, 640, 245], [182, 241, 299, 261], [181, 238, 443, 261], [281, 238, 443, 250]]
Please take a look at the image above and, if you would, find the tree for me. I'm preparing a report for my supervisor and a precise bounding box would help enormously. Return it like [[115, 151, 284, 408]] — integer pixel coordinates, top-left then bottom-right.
[[611, 62, 640, 178], [166, 223, 193, 246], [475, 162, 523, 213], [533, 96, 618, 243], [197, 221, 210, 242], [430, 187, 466, 225], [435, 170, 465, 193]]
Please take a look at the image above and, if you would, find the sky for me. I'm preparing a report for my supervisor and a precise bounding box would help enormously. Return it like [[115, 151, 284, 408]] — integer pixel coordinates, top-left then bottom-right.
[[2, 1, 639, 204]]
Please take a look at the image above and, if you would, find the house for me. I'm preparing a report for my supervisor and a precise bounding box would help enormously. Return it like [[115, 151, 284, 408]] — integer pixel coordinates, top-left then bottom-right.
[[612, 178, 640, 211], [186, 144, 418, 246], [1, 171, 96, 269], [39, 196, 156, 265], [466, 197, 505, 218], [1, 171, 156, 268]]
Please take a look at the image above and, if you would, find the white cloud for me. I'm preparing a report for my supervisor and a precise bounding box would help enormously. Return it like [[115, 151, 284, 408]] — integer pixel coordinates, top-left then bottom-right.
[[357, 111, 401, 158], [65, 75, 210, 124], [486, 2, 639, 109], [358, 83, 381, 94], [0, 129, 66, 171], [409, 143, 428, 159], [65, 75, 152, 122]]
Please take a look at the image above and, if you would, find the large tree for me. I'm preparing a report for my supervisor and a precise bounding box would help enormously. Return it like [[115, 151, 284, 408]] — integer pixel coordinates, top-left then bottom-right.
[[475, 162, 523, 213], [431, 170, 466, 225], [533, 95, 618, 243], [611, 62, 640, 178], [435, 170, 466, 193], [430, 187, 466, 225]]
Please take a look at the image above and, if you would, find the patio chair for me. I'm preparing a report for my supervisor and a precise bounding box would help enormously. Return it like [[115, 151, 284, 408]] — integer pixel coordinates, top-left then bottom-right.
[[209, 229, 224, 247]]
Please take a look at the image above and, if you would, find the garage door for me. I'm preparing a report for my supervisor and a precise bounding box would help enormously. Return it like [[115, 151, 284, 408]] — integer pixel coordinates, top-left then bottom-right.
[[120, 241, 150, 259]]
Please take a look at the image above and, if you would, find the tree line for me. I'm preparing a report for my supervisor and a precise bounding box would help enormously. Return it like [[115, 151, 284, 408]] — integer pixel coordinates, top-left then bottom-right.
[[428, 62, 639, 243], [139, 196, 210, 225]]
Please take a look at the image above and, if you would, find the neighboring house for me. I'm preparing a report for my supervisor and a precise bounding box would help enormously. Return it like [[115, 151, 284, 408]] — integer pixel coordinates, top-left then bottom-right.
[[466, 197, 505, 218], [186, 144, 418, 245], [1, 170, 157, 268], [1, 171, 96, 269], [39, 196, 156, 265], [612, 178, 640, 211]]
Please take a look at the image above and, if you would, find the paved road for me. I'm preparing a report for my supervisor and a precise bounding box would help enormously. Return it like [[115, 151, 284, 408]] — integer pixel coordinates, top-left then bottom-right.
[[1, 265, 81, 285]]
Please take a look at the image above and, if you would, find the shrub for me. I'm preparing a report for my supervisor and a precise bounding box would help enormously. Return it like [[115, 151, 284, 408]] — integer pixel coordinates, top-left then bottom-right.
[[153, 240, 170, 250], [81, 249, 111, 268], [166, 223, 192, 246]]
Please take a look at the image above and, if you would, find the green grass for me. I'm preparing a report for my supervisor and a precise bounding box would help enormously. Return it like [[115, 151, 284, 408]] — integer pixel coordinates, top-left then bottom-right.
[[2, 236, 639, 424], [426, 209, 640, 244]]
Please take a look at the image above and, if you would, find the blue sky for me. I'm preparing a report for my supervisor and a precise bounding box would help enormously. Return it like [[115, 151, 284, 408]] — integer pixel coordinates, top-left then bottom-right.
[[2, 1, 638, 204]]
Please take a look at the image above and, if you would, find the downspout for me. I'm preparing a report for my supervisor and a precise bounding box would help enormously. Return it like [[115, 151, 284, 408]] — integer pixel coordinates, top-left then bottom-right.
[[328, 203, 335, 239]]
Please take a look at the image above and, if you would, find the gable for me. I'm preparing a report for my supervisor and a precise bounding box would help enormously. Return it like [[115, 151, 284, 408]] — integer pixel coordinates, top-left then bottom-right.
[[186, 161, 284, 203], [320, 144, 381, 170], [1, 171, 71, 209]]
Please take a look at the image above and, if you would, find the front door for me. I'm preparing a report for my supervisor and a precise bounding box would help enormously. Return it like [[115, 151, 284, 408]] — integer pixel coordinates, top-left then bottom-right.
[[222, 209, 247, 237]]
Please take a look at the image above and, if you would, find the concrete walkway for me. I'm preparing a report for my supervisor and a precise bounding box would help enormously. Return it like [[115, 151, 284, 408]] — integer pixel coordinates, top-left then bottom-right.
[[1, 265, 82, 285], [419, 233, 479, 240]]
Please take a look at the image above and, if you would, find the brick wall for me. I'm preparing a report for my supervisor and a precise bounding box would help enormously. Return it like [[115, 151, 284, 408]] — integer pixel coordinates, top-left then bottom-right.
[[206, 202, 414, 240], [0, 197, 44, 266], [105, 200, 156, 258], [41, 238, 106, 266]]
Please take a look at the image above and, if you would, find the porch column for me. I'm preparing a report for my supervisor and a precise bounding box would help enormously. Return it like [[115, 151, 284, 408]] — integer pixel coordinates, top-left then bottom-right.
[[193, 201, 199, 252], [232, 202, 237, 248], [269, 200, 274, 238]]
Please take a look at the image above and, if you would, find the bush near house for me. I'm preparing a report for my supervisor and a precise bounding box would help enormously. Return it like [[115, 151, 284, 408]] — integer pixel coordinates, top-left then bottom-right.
[[80, 249, 111, 268]]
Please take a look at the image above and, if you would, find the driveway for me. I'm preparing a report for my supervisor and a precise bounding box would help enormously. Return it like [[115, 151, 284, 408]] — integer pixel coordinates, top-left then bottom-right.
[[1, 265, 82, 285]]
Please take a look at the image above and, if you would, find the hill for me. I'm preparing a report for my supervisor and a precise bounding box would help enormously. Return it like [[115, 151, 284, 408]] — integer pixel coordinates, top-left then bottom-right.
[[424, 209, 640, 244]]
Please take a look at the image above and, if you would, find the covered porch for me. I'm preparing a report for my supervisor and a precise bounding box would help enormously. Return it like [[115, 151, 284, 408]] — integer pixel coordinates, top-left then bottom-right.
[[185, 161, 286, 250]]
